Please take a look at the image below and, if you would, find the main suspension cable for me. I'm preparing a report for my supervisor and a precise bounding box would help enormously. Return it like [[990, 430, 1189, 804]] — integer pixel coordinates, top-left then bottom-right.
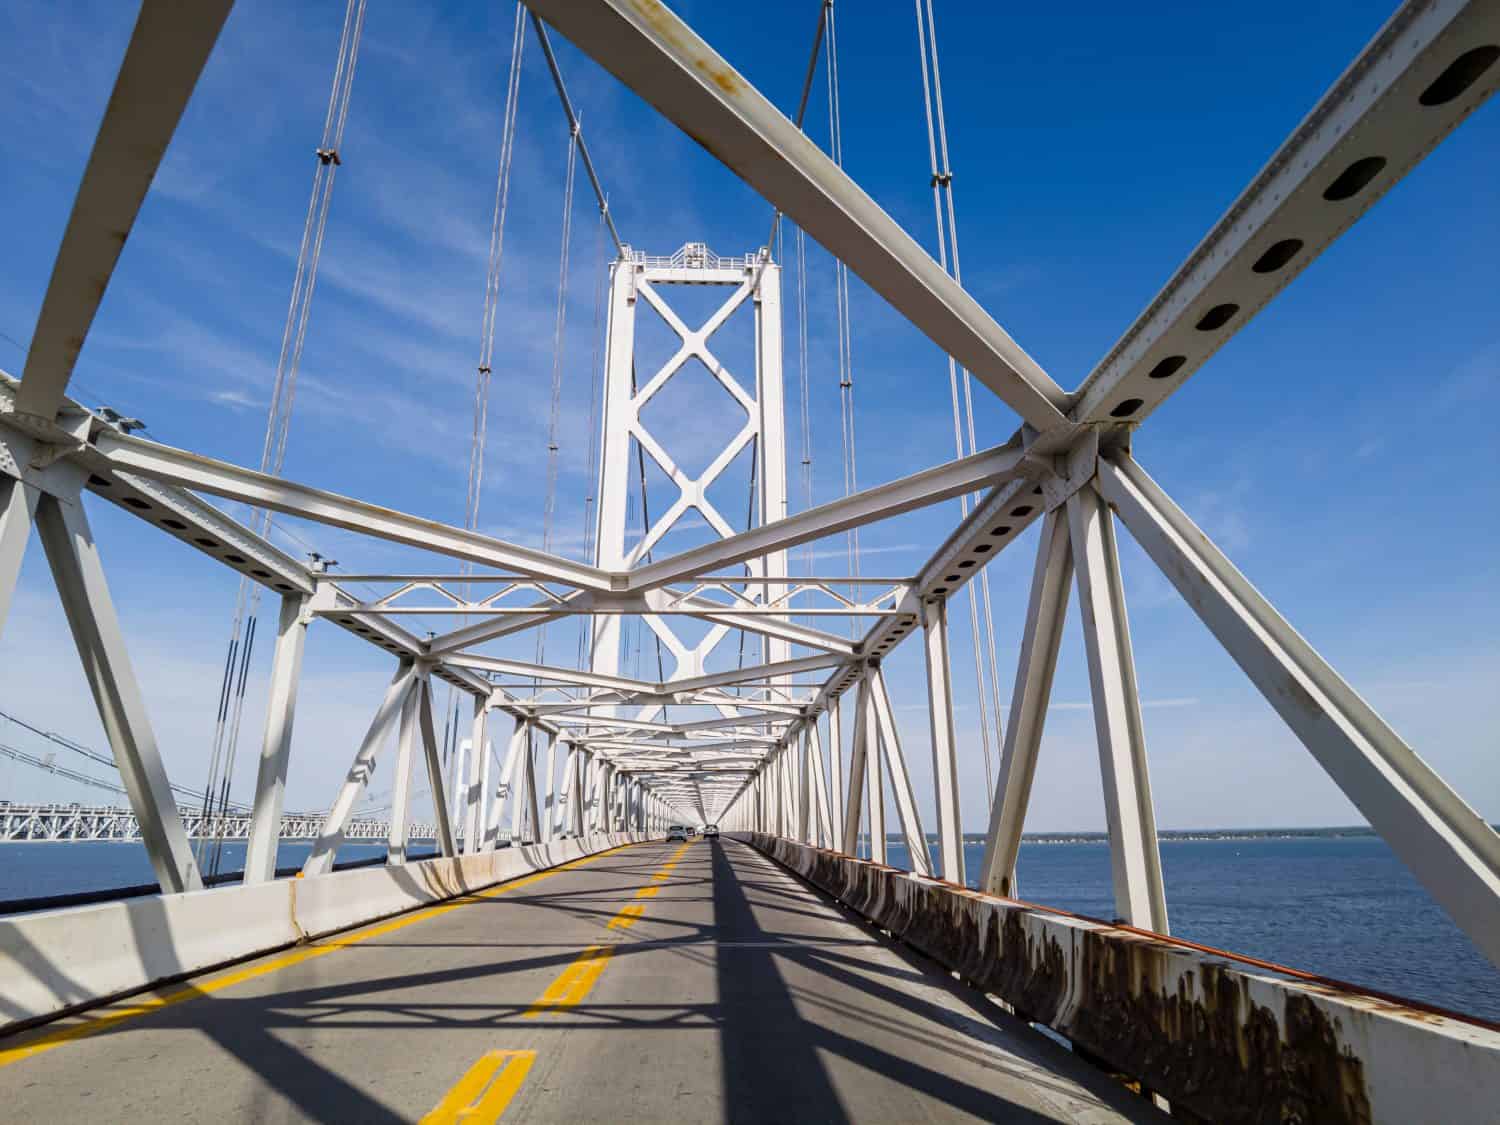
[[766, 0, 830, 251]]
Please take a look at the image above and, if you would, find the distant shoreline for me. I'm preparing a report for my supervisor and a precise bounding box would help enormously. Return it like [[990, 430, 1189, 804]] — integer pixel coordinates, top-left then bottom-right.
[[941, 825, 1500, 845]]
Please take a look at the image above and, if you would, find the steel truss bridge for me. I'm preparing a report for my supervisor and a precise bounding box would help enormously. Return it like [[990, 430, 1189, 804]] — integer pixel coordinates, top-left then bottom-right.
[[0, 1, 1497, 1122], [0, 803, 435, 844]]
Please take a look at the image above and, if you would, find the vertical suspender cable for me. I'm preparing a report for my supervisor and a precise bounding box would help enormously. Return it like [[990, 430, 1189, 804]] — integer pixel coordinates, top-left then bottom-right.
[[535, 122, 579, 669], [795, 226, 813, 581], [199, 0, 368, 874], [825, 1, 862, 600], [914, 0, 1004, 801], [447, 1, 529, 835], [577, 210, 607, 671]]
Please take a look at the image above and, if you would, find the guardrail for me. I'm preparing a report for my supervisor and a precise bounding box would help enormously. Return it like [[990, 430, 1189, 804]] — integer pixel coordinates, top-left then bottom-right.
[[0, 831, 649, 1031], [736, 832, 1500, 1125]]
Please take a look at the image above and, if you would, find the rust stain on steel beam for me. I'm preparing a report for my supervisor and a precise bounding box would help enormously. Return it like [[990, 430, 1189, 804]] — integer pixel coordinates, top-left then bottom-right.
[[749, 833, 1381, 1125]]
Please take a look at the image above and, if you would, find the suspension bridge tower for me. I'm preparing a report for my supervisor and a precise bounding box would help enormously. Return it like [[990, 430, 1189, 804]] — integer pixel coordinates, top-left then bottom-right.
[[590, 242, 790, 731]]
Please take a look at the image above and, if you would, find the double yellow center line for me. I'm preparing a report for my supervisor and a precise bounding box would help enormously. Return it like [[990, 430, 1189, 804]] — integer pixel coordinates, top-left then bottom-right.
[[522, 839, 691, 1018], [422, 839, 695, 1121], [0, 844, 634, 1070]]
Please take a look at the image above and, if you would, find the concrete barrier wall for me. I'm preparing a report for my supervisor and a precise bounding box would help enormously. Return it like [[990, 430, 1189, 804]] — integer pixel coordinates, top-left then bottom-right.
[[737, 832, 1500, 1125], [0, 832, 645, 1031]]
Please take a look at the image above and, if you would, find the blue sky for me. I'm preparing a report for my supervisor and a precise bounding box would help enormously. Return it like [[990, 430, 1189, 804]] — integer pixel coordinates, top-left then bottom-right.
[[0, 0, 1495, 836]]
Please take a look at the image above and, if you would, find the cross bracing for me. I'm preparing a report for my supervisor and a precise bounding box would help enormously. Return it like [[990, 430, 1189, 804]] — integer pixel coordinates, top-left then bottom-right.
[[0, 0, 1496, 980]]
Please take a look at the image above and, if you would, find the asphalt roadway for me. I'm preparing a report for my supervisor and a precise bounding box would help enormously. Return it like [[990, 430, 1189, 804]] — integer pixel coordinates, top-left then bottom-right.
[[0, 838, 1163, 1123]]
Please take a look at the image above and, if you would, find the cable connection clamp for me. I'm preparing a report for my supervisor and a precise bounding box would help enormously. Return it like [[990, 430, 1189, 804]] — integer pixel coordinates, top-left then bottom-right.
[[316, 148, 342, 166]]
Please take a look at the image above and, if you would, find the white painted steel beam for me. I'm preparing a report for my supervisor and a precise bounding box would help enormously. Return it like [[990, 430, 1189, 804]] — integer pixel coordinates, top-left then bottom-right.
[[93, 430, 612, 590], [448, 652, 653, 694], [427, 598, 585, 655], [417, 676, 457, 858], [1067, 487, 1169, 933], [807, 719, 834, 848], [0, 476, 39, 638], [244, 594, 308, 885], [14, 0, 233, 425], [304, 662, 417, 875], [866, 678, 886, 865], [627, 439, 1025, 590], [486, 719, 527, 850], [541, 730, 559, 843], [463, 700, 487, 855], [1071, 0, 1500, 428], [979, 509, 1073, 897], [664, 597, 858, 656], [870, 668, 932, 877], [920, 597, 964, 884], [1097, 452, 1500, 966], [386, 679, 421, 865], [842, 676, 870, 854], [35, 489, 202, 894], [526, 0, 1070, 431], [663, 652, 846, 695]]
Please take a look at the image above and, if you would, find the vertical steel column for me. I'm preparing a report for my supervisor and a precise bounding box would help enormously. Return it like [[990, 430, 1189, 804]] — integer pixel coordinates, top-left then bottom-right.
[[567, 750, 585, 840], [980, 508, 1072, 896], [305, 662, 417, 874], [1098, 453, 1500, 965], [0, 475, 39, 637], [755, 259, 791, 691], [780, 745, 796, 837], [465, 700, 489, 855], [795, 724, 810, 842], [555, 750, 570, 840], [590, 260, 636, 686], [516, 726, 540, 844], [870, 668, 931, 875], [541, 729, 559, 842], [842, 675, 870, 853], [807, 719, 834, 847], [449, 734, 467, 843], [865, 677, 886, 864], [588, 762, 606, 834], [244, 593, 309, 885], [416, 676, 457, 857], [386, 678, 421, 865], [1067, 487, 1169, 933], [920, 596, 964, 883], [827, 700, 843, 841], [35, 491, 202, 893], [487, 717, 526, 849]]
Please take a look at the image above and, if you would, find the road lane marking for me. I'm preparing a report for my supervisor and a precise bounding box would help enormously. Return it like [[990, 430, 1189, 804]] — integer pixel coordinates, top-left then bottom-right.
[[0, 843, 641, 1069], [420, 1049, 535, 1124], [607, 903, 646, 930], [519, 841, 693, 1016], [523, 945, 614, 1017]]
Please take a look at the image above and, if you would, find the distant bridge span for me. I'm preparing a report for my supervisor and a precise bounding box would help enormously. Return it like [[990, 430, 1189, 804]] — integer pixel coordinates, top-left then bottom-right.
[[0, 802, 436, 844]]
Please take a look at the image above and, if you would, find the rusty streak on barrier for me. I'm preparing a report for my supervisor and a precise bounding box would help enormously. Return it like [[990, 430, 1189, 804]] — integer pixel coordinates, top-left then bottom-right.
[[740, 833, 1500, 1125]]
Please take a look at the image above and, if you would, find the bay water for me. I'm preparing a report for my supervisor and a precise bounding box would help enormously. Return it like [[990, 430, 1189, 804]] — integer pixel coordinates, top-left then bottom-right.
[[2, 833, 1496, 1023]]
